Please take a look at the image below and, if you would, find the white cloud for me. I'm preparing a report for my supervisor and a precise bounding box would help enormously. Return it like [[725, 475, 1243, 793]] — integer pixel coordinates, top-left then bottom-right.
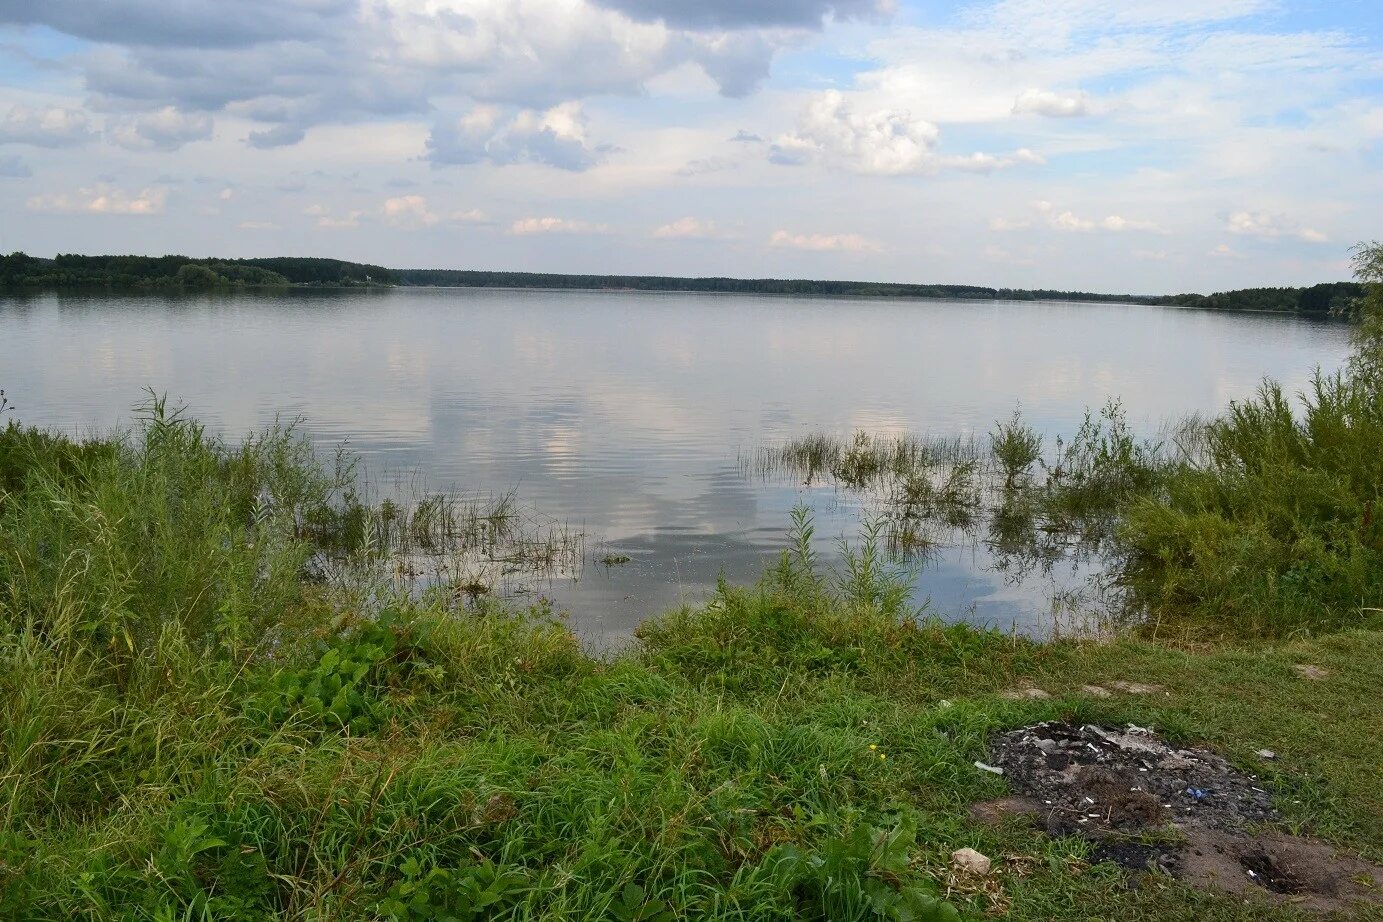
[[237, 220, 278, 230], [107, 106, 212, 151], [27, 184, 167, 215], [769, 229, 881, 251], [379, 196, 488, 229], [0, 105, 96, 147], [382, 194, 439, 229], [316, 210, 366, 229], [774, 90, 939, 175], [1012, 87, 1088, 117], [1225, 210, 1328, 243], [428, 103, 606, 171], [652, 216, 733, 239], [774, 90, 1044, 176], [992, 203, 1161, 234], [510, 216, 611, 235]]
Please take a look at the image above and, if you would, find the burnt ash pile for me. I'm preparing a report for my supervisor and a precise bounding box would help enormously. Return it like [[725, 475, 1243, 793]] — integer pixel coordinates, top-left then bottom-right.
[[988, 722, 1277, 839], [981, 723, 1383, 911]]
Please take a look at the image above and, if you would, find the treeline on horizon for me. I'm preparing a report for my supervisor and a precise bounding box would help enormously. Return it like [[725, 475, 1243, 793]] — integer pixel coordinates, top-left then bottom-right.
[[0, 251, 1364, 315], [0, 252, 399, 289], [398, 268, 1155, 304]]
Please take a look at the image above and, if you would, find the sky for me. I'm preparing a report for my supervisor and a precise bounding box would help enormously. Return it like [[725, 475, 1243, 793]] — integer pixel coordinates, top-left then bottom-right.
[[0, 0, 1379, 293]]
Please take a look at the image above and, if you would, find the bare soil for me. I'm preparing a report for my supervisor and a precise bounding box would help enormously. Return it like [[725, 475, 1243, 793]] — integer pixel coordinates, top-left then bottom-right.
[[978, 722, 1381, 915]]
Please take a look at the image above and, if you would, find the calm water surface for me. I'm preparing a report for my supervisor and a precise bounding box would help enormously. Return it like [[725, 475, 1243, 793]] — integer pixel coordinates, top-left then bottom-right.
[[1, 288, 1353, 645]]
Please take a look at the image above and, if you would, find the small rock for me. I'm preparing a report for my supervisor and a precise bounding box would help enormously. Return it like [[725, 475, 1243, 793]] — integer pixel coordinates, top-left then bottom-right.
[[1292, 664, 1329, 680], [1109, 681, 1163, 695], [1256, 749, 1276, 760], [1081, 684, 1113, 698], [1001, 687, 1052, 700], [951, 847, 992, 876]]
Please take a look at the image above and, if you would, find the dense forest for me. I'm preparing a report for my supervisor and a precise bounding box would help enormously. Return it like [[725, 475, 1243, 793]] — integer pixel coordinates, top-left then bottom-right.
[[398, 269, 1363, 314], [0, 252, 1364, 315], [0, 253, 399, 289], [396, 268, 1138, 302], [1156, 281, 1363, 314]]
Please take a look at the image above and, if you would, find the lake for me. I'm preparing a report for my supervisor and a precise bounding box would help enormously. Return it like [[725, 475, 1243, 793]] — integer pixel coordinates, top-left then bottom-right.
[[0, 288, 1353, 646]]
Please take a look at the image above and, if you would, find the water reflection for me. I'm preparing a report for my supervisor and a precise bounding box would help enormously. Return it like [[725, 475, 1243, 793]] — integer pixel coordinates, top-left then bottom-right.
[[0, 288, 1354, 644]]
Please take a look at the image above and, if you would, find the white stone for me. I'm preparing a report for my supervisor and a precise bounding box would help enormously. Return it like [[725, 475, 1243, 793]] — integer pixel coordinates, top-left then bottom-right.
[[951, 847, 992, 875]]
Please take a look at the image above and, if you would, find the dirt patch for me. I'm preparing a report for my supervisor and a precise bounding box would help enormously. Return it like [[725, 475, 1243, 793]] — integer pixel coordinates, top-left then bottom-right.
[[983, 722, 1380, 914], [1293, 663, 1331, 680], [1180, 829, 1381, 914]]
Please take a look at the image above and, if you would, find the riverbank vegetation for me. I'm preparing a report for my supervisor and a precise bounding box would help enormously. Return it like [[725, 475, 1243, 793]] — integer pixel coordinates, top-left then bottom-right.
[[0, 408, 1379, 919], [0, 245, 1379, 918]]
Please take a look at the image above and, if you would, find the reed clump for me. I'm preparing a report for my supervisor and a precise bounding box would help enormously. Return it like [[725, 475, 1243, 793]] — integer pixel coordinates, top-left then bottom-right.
[[743, 243, 1383, 639]]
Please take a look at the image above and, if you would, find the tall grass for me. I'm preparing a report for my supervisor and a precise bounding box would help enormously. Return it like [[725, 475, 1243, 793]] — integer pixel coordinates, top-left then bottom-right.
[[0, 404, 972, 921], [1120, 246, 1383, 636], [740, 244, 1383, 638]]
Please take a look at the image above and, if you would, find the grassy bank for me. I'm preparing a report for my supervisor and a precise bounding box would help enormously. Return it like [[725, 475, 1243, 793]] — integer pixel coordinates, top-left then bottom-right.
[[1, 248, 1380, 919], [0, 415, 1379, 920]]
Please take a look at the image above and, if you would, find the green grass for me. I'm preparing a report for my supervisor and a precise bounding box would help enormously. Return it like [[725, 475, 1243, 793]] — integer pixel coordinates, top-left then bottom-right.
[[0, 411, 1379, 920]]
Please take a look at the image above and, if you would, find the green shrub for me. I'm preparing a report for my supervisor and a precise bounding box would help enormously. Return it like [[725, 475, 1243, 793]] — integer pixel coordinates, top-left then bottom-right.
[[1119, 243, 1383, 636], [990, 409, 1043, 485]]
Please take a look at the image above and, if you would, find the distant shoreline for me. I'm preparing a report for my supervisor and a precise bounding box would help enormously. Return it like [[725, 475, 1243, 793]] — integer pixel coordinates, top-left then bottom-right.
[[0, 252, 1365, 316]]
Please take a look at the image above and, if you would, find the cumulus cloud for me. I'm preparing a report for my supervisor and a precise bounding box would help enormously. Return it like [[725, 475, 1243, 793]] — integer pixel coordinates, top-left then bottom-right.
[[510, 216, 610, 235], [245, 124, 307, 149], [652, 217, 734, 239], [382, 195, 438, 229], [773, 91, 1042, 176], [588, 0, 893, 30], [1012, 88, 1089, 117], [107, 106, 213, 151], [1225, 210, 1328, 243], [428, 103, 606, 171], [992, 202, 1161, 233], [943, 148, 1045, 172], [6, 0, 892, 150], [0, 154, 32, 178], [27, 185, 167, 215], [0, 105, 96, 147], [0, 0, 355, 49], [775, 91, 940, 175], [380, 195, 490, 229], [769, 229, 881, 251]]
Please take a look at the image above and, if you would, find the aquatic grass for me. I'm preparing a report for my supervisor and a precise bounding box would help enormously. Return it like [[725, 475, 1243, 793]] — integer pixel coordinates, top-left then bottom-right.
[[990, 409, 1043, 486], [319, 483, 585, 605]]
